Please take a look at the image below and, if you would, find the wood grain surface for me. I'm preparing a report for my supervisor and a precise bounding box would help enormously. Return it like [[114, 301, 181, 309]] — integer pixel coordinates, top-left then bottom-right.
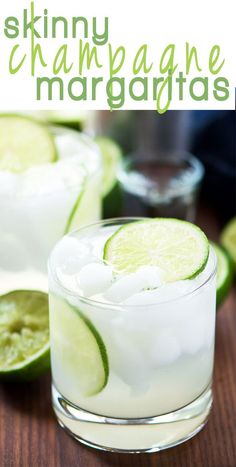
[[0, 207, 235, 467]]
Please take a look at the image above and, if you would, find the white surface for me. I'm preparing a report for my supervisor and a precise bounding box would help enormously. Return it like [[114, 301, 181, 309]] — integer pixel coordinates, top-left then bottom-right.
[[0, 0, 234, 111]]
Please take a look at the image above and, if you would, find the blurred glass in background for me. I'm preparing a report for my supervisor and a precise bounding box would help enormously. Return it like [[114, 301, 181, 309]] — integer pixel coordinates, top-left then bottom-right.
[[100, 110, 235, 222], [119, 151, 204, 222], [11, 109, 235, 223]]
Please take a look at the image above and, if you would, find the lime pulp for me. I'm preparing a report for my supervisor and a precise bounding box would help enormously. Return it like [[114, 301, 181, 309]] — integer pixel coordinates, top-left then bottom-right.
[[0, 290, 50, 381], [104, 218, 209, 282], [0, 114, 57, 172]]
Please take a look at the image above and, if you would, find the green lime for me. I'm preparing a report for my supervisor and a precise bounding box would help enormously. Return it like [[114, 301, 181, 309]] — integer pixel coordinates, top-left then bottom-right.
[[95, 137, 122, 196], [63, 169, 101, 234], [103, 181, 123, 218], [0, 114, 57, 172], [0, 290, 50, 381], [50, 295, 108, 396], [64, 189, 85, 234], [104, 218, 209, 282], [211, 242, 234, 307], [63, 170, 87, 234], [41, 110, 91, 131], [3, 111, 89, 131], [221, 217, 236, 269]]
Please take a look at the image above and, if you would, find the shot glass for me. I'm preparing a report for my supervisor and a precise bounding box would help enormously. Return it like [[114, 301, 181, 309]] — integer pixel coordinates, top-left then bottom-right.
[[119, 152, 204, 222]]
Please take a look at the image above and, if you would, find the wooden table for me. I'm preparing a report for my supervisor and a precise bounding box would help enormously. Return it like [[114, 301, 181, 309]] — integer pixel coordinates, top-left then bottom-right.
[[0, 208, 235, 467]]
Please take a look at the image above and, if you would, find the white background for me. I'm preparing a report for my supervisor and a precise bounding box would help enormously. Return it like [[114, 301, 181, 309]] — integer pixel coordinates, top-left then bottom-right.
[[0, 0, 235, 110]]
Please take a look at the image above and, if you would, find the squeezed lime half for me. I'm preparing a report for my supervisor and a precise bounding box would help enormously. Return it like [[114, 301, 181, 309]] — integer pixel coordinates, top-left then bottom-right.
[[104, 218, 209, 282], [0, 290, 50, 381]]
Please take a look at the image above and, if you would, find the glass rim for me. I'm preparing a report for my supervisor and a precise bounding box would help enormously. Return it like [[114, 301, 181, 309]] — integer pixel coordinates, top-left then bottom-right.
[[0, 125, 101, 201], [118, 150, 204, 199], [48, 217, 217, 309]]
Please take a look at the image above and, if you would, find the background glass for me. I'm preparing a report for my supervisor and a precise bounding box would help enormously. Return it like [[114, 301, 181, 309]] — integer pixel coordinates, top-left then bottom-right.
[[0, 126, 102, 295], [119, 152, 204, 222]]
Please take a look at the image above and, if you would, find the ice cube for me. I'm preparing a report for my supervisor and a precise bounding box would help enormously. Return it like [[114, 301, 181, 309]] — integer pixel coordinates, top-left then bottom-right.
[[57, 159, 86, 190], [52, 236, 92, 271], [176, 311, 206, 354], [124, 290, 160, 307], [18, 160, 86, 196], [135, 266, 164, 288], [148, 329, 181, 367], [78, 262, 113, 297], [109, 330, 152, 391], [104, 266, 163, 303], [90, 227, 117, 258], [104, 274, 143, 303], [123, 280, 191, 306], [19, 165, 64, 196], [156, 281, 196, 301], [54, 269, 79, 294]]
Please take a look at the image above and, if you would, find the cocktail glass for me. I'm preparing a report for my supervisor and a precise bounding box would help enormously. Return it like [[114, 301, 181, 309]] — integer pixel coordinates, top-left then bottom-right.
[[0, 126, 102, 295], [49, 218, 216, 453]]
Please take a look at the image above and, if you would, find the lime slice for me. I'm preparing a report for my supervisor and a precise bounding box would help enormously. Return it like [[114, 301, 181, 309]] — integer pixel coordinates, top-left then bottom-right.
[[211, 242, 234, 307], [45, 110, 91, 129], [40, 110, 91, 131], [221, 217, 236, 269], [0, 114, 57, 172], [104, 218, 209, 282], [50, 295, 108, 396], [64, 185, 86, 234], [3, 111, 90, 131], [95, 137, 122, 196], [63, 170, 101, 234], [0, 290, 50, 381]]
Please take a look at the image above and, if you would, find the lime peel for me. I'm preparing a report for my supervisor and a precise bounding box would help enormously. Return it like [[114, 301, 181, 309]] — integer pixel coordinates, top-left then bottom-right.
[[221, 217, 236, 268], [50, 295, 109, 396], [211, 242, 234, 307], [95, 137, 122, 196]]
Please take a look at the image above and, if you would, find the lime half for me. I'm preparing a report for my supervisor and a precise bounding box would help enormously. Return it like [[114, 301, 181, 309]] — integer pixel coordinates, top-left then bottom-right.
[[211, 242, 234, 307], [0, 290, 50, 381], [221, 217, 236, 269], [0, 114, 57, 172], [104, 218, 209, 282], [50, 296, 108, 396], [95, 137, 122, 196]]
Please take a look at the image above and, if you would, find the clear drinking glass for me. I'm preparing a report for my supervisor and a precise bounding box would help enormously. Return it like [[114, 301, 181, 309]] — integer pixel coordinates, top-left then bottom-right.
[[48, 218, 216, 453], [0, 126, 102, 295], [119, 152, 204, 222]]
